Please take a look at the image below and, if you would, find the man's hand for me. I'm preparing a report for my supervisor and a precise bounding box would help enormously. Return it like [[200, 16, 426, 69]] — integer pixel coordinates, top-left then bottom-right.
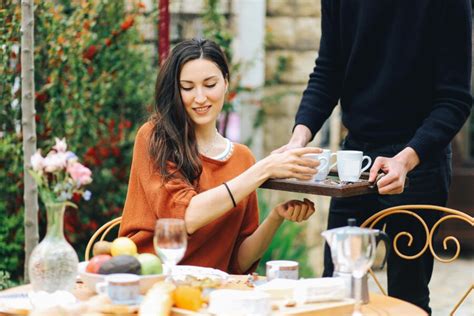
[[272, 125, 312, 154], [272, 143, 302, 154], [369, 147, 420, 195], [270, 198, 316, 223]]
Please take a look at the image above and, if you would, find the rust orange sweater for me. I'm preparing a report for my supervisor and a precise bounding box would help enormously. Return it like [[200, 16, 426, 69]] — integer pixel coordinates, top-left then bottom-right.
[[119, 122, 259, 274]]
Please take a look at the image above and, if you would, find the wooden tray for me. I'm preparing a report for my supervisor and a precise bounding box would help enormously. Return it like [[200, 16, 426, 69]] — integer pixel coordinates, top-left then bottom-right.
[[260, 171, 408, 198], [171, 299, 355, 316]]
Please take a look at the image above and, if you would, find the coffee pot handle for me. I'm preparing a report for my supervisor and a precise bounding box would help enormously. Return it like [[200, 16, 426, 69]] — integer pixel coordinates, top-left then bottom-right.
[[375, 230, 391, 270]]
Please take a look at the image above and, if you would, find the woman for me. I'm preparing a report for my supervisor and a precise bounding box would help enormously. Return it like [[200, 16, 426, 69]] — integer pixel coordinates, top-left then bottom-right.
[[119, 38, 322, 274]]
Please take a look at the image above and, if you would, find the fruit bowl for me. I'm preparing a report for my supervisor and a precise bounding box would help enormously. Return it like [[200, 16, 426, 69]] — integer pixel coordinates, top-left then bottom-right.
[[77, 261, 165, 294]]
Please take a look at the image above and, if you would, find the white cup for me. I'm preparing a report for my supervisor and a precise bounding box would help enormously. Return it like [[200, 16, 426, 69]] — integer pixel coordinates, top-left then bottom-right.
[[266, 260, 299, 281], [303, 154, 329, 182], [314, 149, 337, 181], [336, 150, 372, 182], [96, 273, 140, 305]]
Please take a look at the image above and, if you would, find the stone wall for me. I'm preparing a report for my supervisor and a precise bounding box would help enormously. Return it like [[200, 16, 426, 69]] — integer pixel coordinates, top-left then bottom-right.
[[263, 0, 329, 276]]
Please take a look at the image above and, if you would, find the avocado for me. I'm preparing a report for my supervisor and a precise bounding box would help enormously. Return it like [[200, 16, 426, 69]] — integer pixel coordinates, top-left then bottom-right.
[[98, 255, 142, 275]]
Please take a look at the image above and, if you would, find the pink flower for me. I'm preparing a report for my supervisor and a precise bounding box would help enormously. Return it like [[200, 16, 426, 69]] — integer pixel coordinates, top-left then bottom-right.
[[30, 150, 44, 172], [67, 162, 92, 185], [53, 137, 67, 153], [43, 152, 67, 173], [65, 151, 78, 165]]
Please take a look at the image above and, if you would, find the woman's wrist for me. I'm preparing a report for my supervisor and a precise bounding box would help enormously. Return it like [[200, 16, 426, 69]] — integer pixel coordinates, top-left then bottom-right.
[[268, 208, 284, 224], [253, 158, 272, 182]]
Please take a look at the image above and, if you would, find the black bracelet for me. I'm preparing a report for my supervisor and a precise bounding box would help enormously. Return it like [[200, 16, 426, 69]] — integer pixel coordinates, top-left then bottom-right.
[[223, 182, 237, 208]]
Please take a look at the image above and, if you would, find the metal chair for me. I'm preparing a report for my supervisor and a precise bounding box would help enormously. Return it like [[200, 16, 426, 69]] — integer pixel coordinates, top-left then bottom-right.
[[361, 204, 473, 315], [84, 217, 122, 261]]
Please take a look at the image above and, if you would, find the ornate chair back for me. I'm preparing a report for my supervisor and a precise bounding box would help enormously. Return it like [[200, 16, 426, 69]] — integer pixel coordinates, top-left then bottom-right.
[[360, 204, 473, 315]]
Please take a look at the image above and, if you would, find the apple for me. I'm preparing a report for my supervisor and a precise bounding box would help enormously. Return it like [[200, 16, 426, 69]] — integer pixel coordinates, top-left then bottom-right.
[[136, 253, 162, 275], [86, 254, 112, 274], [111, 237, 137, 256]]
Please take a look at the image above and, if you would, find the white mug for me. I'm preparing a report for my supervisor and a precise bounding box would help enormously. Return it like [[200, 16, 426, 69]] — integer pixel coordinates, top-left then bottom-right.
[[266, 260, 299, 281], [303, 154, 329, 182], [336, 150, 372, 182], [96, 273, 140, 305], [314, 149, 337, 181]]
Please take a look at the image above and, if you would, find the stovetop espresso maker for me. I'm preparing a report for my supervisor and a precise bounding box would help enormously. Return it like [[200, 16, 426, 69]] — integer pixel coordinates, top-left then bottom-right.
[[321, 218, 390, 304]]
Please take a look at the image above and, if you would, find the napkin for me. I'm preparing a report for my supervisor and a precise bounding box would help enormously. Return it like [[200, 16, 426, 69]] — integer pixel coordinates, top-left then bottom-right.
[[256, 277, 346, 303], [28, 290, 77, 310], [255, 278, 298, 300], [0, 292, 32, 312], [294, 277, 346, 303]]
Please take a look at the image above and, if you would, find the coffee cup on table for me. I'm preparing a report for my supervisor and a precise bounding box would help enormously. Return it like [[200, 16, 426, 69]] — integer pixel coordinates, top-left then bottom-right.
[[302, 154, 329, 182], [266, 260, 299, 281], [96, 273, 140, 305], [335, 150, 372, 182]]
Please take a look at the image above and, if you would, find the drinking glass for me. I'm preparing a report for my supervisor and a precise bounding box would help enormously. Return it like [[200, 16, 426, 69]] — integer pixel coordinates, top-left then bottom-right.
[[153, 218, 187, 279]]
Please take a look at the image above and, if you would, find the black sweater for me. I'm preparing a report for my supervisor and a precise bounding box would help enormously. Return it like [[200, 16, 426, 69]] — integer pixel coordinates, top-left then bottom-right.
[[295, 0, 472, 161]]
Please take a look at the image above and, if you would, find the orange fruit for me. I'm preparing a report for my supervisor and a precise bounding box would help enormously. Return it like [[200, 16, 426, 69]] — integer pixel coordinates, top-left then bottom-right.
[[173, 285, 203, 311]]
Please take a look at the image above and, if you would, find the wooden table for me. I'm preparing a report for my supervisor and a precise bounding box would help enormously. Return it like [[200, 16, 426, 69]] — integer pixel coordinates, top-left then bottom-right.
[[0, 281, 427, 316]]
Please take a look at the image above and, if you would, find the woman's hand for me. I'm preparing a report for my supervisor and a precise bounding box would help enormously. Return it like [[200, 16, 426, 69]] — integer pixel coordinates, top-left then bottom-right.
[[237, 198, 316, 272], [258, 147, 323, 181], [270, 198, 316, 223]]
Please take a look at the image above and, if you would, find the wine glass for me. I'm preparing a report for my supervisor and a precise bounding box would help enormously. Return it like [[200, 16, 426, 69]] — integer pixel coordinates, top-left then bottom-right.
[[153, 218, 187, 279]]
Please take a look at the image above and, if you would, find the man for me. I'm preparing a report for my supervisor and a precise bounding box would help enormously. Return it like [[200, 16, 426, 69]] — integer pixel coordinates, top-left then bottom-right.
[[275, 0, 472, 313]]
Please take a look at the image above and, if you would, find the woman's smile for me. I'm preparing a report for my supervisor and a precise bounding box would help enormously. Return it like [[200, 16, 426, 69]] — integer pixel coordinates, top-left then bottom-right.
[[193, 105, 212, 115]]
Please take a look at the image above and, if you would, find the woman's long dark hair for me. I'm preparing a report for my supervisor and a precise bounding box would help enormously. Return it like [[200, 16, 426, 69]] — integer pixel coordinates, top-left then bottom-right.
[[149, 38, 230, 185]]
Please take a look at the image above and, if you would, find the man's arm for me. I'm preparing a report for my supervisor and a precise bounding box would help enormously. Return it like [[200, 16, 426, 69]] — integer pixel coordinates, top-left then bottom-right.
[[406, 0, 472, 161], [275, 0, 342, 153], [294, 0, 342, 139], [273, 125, 313, 153], [370, 0, 472, 194]]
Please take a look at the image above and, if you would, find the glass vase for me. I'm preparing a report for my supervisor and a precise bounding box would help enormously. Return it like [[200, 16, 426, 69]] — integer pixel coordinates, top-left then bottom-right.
[[28, 202, 79, 292]]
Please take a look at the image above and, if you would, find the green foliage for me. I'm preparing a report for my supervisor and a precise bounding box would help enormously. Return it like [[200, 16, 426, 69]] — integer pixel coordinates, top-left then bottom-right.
[[203, 0, 233, 62], [0, 271, 16, 290], [256, 191, 314, 278], [1, 0, 154, 283], [0, 3, 21, 131], [0, 2, 24, 281], [265, 55, 289, 86], [0, 134, 24, 283]]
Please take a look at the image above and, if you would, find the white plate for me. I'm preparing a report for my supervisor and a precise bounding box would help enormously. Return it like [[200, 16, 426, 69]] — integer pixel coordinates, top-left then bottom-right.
[[171, 265, 229, 280], [77, 261, 165, 294]]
